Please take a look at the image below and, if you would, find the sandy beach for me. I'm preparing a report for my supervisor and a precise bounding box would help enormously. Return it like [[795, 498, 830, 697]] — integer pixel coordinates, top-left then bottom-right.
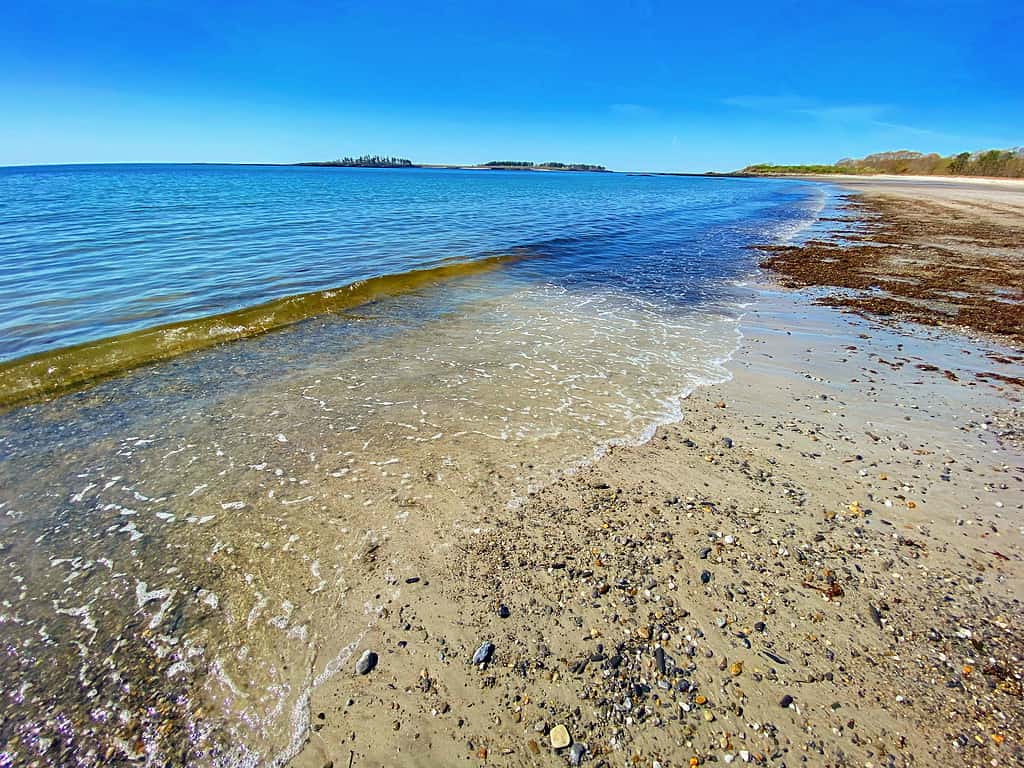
[[282, 178, 1023, 768], [5, 3, 1021, 765], [1, 174, 1020, 768]]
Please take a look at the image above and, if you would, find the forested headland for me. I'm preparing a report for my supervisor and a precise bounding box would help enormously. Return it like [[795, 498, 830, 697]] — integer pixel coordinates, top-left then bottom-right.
[[741, 148, 1024, 178]]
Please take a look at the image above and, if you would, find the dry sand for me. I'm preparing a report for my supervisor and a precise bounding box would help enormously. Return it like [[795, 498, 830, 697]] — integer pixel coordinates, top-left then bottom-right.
[[284, 181, 1024, 768]]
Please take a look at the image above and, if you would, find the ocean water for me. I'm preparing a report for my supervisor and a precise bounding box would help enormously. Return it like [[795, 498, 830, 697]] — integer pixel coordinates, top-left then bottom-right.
[[0, 164, 828, 766]]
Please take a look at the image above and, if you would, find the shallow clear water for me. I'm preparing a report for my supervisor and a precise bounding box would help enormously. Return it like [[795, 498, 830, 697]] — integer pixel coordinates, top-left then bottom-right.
[[0, 165, 829, 767]]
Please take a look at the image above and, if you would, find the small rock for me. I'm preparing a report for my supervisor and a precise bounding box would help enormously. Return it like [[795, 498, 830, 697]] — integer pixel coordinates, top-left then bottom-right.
[[722, 437, 733, 448], [472, 641, 495, 665], [701, 570, 712, 584], [569, 742, 586, 766], [780, 694, 794, 708], [355, 650, 378, 675], [497, 604, 510, 619], [549, 724, 571, 750]]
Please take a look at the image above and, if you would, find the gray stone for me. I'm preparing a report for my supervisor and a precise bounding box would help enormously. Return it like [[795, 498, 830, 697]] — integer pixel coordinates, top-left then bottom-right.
[[569, 742, 586, 765], [472, 640, 495, 665], [355, 649, 378, 675]]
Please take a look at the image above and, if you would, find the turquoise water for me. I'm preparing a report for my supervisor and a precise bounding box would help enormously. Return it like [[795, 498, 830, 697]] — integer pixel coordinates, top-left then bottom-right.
[[0, 164, 816, 363], [0, 165, 829, 767]]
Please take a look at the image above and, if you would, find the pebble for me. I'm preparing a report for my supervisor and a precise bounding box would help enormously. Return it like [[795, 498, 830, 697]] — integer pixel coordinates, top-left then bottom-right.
[[497, 604, 510, 619], [722, 437, 733, 448], [701, 570, 712, 584], [654, 646, 667, 675], [780, 694, 794, 708], [569, 742, 586, 765], [472, 641, 495, 665], [549, 724, 571, 749], [355, 650, 378, 675]]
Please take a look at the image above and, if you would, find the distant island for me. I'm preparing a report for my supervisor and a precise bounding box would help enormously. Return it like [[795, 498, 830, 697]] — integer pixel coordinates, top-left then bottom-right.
[[296, 155, 415, 168], [479, 160, 608, 172], [740, 148, 1024, 178], [294, 156, 609, 172]]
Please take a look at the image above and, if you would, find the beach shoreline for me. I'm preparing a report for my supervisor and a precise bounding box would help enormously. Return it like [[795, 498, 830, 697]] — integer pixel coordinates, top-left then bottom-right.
[[283, 180, 1023, 768], [0, 175, 1020, 768]]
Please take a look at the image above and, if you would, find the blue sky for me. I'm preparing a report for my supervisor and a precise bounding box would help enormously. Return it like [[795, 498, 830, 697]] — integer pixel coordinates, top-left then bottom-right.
[[1, 0, 1020, 171]]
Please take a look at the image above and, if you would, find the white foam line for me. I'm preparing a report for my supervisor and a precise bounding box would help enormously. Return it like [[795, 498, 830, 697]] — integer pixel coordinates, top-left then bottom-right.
[[268, 629, 367, 768]]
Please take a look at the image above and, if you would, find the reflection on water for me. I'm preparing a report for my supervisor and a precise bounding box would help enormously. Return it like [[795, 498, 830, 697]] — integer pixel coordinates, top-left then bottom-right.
[[0, 172, 831, 766]]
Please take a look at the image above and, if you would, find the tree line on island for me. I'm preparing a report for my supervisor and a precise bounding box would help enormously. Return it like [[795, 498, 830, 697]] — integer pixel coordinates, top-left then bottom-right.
[[297, 155, 415, 168], [741, 148, 1024, 178], [481, 161, 608, 172]]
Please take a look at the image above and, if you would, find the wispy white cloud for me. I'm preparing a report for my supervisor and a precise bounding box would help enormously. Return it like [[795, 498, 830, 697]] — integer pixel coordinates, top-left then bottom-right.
[[722, 95, 961, 141]]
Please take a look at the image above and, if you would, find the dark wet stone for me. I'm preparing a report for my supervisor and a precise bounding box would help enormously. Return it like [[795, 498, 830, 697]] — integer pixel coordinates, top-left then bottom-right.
[[355, 650, 378, 675], [472, 641, 495, 665], [780, 694, 794, 708], [569, 742, 586, 766], [721, 437, 733, 448], [700, 570, 712, 584], [570, 658, 589, 675], [497, 604, 510, 619]]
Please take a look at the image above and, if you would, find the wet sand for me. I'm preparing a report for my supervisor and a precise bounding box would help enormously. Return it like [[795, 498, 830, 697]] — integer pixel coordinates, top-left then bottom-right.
[[283, 182, 1023, 768]]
